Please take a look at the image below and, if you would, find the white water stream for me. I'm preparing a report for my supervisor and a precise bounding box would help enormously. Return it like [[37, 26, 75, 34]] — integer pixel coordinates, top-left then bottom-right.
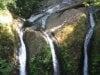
[[43, 31, 60, 75], [83, 8, 95, 75], [27, 0, 74, 29], [17, 23, 26, 75]]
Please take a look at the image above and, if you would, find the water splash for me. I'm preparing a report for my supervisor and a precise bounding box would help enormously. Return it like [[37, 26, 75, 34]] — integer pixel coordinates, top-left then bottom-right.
[[43, 31, 60, 75]]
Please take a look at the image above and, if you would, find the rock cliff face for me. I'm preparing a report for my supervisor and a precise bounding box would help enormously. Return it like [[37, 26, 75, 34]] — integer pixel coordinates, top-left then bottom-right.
[[24, 6, 88, 74], [54, 9, 88, 75], [11, 0, 89, 75], [0, 0, 100, 75], [24, 30, 47, 57]]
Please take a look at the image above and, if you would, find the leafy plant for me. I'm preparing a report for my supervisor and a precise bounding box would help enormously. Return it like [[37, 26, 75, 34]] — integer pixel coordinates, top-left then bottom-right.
[[30, 46, 52, 75], [83, 0, 100, 7], [0, 58, 13, 75], [0, 0, 14, 10], [0, 24, 15, 75], [92, 0, 100, 6], [8, 0, 44, 18], [0, 23, 14, 59]]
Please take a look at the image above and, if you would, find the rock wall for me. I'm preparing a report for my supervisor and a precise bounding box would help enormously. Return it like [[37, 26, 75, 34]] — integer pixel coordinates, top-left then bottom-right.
[[24, 7, 88, 75]]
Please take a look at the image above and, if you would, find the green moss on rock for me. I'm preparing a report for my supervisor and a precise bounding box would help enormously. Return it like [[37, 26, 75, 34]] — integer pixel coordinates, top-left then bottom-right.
[[55, 15, 88, 75]]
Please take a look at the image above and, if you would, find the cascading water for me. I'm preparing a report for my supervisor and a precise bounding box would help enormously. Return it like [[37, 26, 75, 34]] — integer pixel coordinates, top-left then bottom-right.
[[27, 0, 74, 29], [23, 0, 75, 75], [83, 7, 95, 75], [17, 23, 27, 75], [43, 31, 60, 75]]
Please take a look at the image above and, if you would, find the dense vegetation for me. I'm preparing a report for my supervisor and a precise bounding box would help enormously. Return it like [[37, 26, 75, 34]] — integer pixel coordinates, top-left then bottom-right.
[[0, 0, 44, 18], [30, 46, 52, 75], [8, 0, 44, 18], [0, 24, 15, 75], [92, 0, 100, 6]]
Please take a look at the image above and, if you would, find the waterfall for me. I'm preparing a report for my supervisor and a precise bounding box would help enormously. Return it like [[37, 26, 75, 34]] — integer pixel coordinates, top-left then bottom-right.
[[26, 0, 74, 29], [83, 7, 95, 75], [17, 23, 27, 75], [43, 31, 60, 75], [22, 0, 77, 75]]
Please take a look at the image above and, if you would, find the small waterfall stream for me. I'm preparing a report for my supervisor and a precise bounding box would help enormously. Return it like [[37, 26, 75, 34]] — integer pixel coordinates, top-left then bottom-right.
[[83, 7, 95, 75], [17, 23, 27, 75], [16, 0, 94, 75], [27, 0, 74, 29], [22, 0, 74, 75], [43, 31, 60, 75]]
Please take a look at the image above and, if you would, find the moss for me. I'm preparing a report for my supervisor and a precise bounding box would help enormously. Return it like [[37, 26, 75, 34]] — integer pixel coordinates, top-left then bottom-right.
[[90, 11, 100, 75], [30, 46, 53, 75], [55, 15, 88, 75]]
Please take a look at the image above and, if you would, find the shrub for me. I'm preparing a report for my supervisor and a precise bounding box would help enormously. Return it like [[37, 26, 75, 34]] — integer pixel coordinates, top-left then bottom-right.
[[0, 24, 14, 59], [92, 0, 100, 6], [0, 0, 14, 10], [0, 23, 14, 75], [84, 0, 100, 7], [0, 58, 13, 75], [30, 46, 52, 75], [8, 0, 44, 18]]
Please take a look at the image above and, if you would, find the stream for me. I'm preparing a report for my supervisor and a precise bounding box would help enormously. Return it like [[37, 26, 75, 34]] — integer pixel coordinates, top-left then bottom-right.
[[83, 7, 95, 75], [43, 31, 60, 75], [26, 0, 74, 29], [17, 23, 27, 75]]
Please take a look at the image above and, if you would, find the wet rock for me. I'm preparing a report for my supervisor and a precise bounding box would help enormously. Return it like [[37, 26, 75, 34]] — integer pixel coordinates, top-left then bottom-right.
[[23, 21, 33, 28], [46, 8, 86, 30], [24, 6, 88, 74], [24, 29, 47, 57]]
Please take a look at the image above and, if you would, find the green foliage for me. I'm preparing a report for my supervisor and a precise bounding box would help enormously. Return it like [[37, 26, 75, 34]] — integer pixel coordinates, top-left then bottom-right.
[[8, 0, 44, 18], [0, 23, 14, 59], [92, 0, 100, 6], [83, 0, 100, 7], [0, 58, 13, 75], [0, 0, 44, 18], [30, 46, 52, 75], [0, 0, 14, 10], [0, 0, 8, 9], [0, 24, 15, 75]]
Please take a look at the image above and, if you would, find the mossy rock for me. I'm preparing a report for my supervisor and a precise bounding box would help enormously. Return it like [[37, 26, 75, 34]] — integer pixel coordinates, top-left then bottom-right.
[[54, 11, 88, 75]]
